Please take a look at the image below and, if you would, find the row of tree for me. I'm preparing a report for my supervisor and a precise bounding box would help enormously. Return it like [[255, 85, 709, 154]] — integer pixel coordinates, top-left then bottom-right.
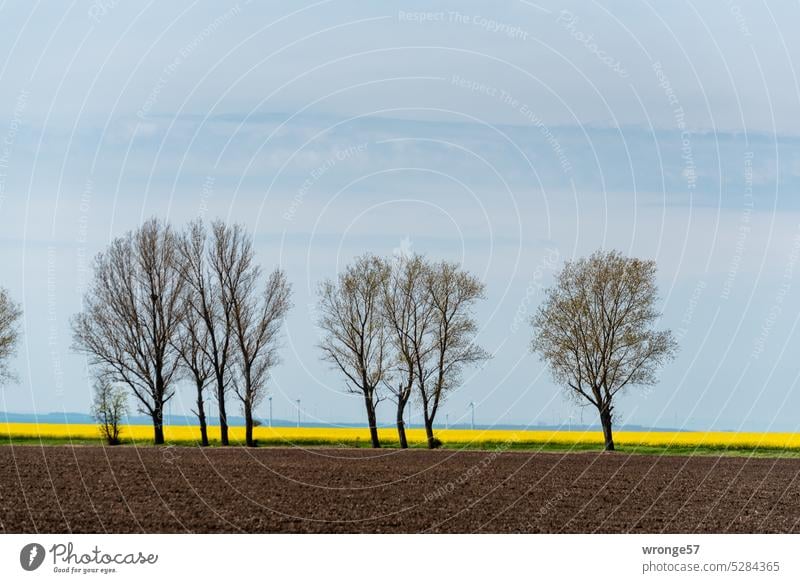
[[70, 220, 491, 449], [316, 254, 490, 448], [323, 251, 678, 452], [71, 218, 292, 447], [0, 223, 676, 452]]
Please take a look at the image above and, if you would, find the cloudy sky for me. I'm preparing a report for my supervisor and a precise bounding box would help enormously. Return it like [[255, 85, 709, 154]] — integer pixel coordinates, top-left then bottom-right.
[[2, 0, 800, 431]]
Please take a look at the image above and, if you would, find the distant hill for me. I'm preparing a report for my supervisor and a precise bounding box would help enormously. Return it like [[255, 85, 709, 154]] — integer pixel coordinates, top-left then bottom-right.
[[0, 411, 689, 432], [1, 411, 248, 426]]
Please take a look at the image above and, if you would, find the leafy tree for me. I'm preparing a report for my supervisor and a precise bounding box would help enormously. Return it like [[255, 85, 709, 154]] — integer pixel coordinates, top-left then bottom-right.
[[530, 250, 677, 451]]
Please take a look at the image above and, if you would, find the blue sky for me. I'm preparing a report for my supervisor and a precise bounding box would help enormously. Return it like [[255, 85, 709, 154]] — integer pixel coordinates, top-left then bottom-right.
[[2, 0, 800, 431]]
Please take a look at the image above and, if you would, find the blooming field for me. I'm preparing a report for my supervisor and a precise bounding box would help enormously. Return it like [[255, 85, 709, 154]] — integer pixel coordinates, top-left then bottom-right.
[[2, 423, 800, 452]]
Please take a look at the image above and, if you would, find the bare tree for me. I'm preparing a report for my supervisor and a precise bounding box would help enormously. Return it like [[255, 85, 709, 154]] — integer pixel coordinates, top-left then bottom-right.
[[177, 220, 245, 446], [530, 250, 677, 451], [91, 378, 128, 445], [173, 291, 214, 446], [317, 255, 390, 448], [0, 287, 22, 385], [71, 218, 185, 445], [230, 268, 292, 447], [417, 261, 490, 448], [381, 255, 435, 448]]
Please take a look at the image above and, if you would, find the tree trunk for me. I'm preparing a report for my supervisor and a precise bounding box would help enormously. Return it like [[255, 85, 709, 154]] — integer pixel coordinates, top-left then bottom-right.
[[217, 378, 229, 446], [396, 397, 408, 449], [364, 393, 381, 448], [599, 405, 615, 451], [153, 405, 165, 445], [244, 399, 254, 447], [196, 381, 209, 447], [423, 411, 437, 449], [154, 374, 166, 445]]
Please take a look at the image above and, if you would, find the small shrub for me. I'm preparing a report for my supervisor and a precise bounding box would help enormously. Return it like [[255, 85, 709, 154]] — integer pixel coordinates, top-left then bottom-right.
[[91, 379, 128, 445]]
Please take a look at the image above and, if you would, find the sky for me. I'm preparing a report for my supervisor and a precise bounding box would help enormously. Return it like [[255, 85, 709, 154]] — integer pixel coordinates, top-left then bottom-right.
[[2, 0, 800, 431]]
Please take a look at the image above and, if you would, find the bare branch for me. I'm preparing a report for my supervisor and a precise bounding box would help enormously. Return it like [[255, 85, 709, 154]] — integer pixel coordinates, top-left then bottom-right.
[[71, 218, 184, 444], [316, 254, 390, 448], [0, 287, 22, 385]]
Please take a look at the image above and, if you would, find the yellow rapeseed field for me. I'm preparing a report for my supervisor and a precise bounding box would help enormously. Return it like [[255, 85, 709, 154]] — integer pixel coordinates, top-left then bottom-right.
[[2, 422, 800, 451]]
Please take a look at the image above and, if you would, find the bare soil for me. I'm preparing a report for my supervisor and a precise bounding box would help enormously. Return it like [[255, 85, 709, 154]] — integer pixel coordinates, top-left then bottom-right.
[[1, 446, 798, 533]]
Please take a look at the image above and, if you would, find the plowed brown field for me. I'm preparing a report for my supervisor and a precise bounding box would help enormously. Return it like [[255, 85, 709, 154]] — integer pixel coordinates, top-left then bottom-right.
[[1, 446, 798, 533]]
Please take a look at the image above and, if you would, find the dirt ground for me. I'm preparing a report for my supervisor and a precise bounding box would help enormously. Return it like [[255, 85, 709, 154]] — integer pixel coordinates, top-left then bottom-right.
[[1, 446, 798, 533]]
